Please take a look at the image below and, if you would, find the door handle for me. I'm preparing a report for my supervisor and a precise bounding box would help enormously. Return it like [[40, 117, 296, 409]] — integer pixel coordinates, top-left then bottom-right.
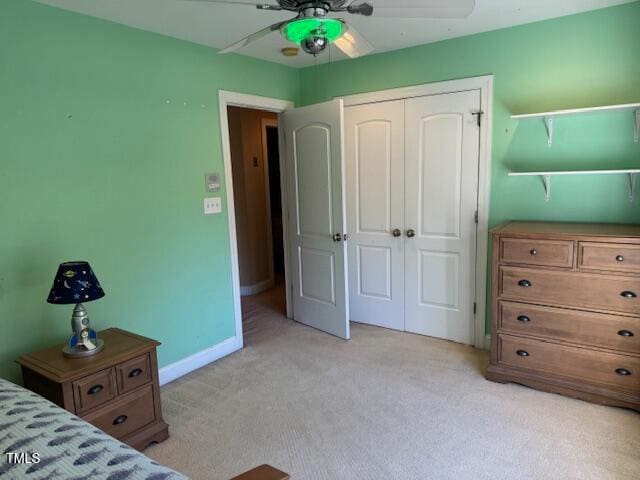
[[332, 233, 342, 242], [406, 229, 416, 238], [392, 229, 402, 237]]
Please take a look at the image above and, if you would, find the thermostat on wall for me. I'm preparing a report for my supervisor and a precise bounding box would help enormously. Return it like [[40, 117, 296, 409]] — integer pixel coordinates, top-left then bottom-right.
[[205, 173, 221, 192]]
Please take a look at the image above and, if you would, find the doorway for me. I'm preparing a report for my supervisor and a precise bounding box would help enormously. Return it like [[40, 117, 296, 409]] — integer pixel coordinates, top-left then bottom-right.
[[226, 106, 287, 336]]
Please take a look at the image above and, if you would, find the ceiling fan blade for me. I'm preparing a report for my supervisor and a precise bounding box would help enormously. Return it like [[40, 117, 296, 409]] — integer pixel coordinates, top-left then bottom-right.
[[347, 2, 373, 16], [219, 20, 289, 54], [334, 23, 374, 59], [372, 0, 475, 18], [181, 0, 282, 11]]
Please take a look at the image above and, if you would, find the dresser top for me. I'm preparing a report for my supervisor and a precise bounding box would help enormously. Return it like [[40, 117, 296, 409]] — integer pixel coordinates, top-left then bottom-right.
[[16, 328, 159, 382], [492, 221, 640, 239]]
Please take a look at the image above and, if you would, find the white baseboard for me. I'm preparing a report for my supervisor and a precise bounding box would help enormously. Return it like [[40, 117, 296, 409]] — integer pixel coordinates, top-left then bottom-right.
[[159, 335, 243, 386], [240, 278, 274, 296]]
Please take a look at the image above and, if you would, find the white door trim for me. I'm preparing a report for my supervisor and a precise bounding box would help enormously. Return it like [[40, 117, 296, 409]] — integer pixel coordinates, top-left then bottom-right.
[[218, 90, 294, 347], [339, 75, 493, 349]]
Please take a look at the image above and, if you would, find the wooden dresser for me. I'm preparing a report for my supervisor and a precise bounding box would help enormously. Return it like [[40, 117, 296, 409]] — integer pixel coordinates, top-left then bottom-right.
[[486, 222, 640, 410], [17, 328, 169, 450]]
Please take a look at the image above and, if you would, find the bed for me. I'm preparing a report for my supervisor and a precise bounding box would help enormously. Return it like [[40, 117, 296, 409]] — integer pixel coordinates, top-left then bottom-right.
[[0, 378, 187, 480]]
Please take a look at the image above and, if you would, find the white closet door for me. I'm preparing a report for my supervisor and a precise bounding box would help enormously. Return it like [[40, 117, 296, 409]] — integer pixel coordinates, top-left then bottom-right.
[[283, 99, 350, 340], [404, 90, 481, 344], [346, 100, 405, 330]]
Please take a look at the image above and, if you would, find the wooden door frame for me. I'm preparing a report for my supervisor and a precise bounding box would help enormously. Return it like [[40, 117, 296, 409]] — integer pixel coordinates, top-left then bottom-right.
[[260, 118, 280, 292], [338, 75, 494, 349], [218, 91, 294, 346]]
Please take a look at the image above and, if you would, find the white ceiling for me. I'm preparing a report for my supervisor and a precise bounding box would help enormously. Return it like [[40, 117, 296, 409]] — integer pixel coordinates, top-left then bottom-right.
[[36, 0, 633, 67]]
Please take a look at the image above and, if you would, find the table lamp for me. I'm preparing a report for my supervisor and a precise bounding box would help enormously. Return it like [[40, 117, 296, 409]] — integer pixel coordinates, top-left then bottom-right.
[[47, 261, 106, 358]]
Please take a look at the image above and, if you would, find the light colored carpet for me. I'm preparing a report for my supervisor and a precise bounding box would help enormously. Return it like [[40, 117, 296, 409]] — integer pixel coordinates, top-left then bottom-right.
[[146, 286, 640, 480]]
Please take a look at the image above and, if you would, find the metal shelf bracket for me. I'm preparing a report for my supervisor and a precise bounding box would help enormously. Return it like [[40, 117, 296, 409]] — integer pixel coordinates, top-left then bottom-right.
[[544, 116, 553, 147], [634, 109, 639, 143], [629, 172, 637, 202], [540, 174, 552, 202]]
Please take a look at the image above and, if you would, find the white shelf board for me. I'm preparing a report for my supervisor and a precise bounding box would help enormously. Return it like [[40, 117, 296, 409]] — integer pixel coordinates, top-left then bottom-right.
[[510, 103, 640, 119], [508, 169, 640, 176], [507, 169, 639, 202]]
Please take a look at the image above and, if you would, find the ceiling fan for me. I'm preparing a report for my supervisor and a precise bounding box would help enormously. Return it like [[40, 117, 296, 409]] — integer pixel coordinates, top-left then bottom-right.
[[186, 1, 476, 58]]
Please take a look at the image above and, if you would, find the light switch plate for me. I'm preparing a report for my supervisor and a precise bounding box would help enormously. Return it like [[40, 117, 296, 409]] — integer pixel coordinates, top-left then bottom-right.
[[205, 173, 221, 192], [204, 197, 222, 215]]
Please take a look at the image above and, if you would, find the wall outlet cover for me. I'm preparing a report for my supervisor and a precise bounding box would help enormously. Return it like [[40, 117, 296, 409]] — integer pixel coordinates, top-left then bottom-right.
[[204, 197, 222, 215]]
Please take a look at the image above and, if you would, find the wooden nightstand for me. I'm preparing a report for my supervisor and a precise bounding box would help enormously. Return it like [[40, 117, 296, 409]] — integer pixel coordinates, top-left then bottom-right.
[[16, 328, 169, 450]]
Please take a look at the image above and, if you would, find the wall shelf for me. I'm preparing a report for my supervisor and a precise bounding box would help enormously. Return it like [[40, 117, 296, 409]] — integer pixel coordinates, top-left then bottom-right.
[[510, 102, 640, 146], [508, 169, 640, 202]]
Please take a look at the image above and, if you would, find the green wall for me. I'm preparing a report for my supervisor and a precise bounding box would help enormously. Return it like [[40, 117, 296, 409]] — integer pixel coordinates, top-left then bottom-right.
[[2, 1, 639, 382], [299, 2, 640, 330], [0, 0, 299, 382]]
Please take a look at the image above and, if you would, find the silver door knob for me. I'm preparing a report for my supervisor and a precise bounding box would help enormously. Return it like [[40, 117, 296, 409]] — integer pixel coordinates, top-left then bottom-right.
[[392, 229, 402, 237], [332, 233, 342, 242], [406, 229, 416, 238]]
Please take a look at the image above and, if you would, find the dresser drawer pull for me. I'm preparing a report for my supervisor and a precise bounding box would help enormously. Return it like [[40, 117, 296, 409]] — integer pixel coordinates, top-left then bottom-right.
[[517, 315, 531, 323], [615, 368, 632, 376], [618, 330, 634, 337], [621, 291, 637, 298], [530, 249, 538, 256], [87, 384, 104, 395], [128, 368, 143, 378], [516, 350, 530, 357], [518, 280, 532, 288], [616, 255, 624, 262], [112, 415, 128, 426]]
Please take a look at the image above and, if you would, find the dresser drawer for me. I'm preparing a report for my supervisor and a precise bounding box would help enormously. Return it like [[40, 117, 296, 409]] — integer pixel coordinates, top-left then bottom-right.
[[500, 238, 573, 268], [84, 384, 156, 439], [72, 368, 117, 414], [498, 334, 640, 392], [499, 301, 640, 352], [580, 242, 640, 273], [500, 266, 640, 315], [116, 353, 151, 394]]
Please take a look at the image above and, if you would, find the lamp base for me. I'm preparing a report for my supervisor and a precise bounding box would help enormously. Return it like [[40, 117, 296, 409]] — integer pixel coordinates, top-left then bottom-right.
[[63, 338, 104, 358]]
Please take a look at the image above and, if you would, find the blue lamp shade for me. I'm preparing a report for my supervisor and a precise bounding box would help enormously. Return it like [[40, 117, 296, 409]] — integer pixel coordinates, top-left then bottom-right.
[[47, 261, 105, 305]]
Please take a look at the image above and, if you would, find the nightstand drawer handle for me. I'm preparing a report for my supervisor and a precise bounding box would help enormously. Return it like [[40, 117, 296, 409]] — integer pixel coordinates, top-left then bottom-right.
[[518, 279, 532, 288], [517, 315, 531, 323], [113, 415, 128, 425], [615, 368, 632, 376], [129, 368, 143, 378], [616, 255, 624, 262], [618, 330, 634, 337], [88, 384, 103, 395], [516, 350, 529, 357], [621, 291, 637, 299], [530, 249, 538, 256]]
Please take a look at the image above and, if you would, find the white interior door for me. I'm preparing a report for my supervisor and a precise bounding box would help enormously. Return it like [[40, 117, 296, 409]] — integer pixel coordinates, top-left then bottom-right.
[[283, 99, 350, 339], [345, 100, 405, 331], [404, 90, 481, 344]]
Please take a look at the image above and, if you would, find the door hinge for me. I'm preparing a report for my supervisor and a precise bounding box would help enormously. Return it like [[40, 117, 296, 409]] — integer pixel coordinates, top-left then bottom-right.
[[474, 210, 479, 224], [473, 302, 477, 315], [472, 111, 484, 127]]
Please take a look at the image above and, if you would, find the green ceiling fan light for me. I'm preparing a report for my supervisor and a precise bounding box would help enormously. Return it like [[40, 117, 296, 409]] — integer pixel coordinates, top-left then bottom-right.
[[282, 17, 344, 45]]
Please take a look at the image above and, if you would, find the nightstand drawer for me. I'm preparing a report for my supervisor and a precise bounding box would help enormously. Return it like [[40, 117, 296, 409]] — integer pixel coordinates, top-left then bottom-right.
[[84, 384, 156, 439], [116, 353, 151, 394], [580, 242, 640, 273], [500, 238, 573, 268], [73, 368, 117, 414], [498, 334, 640, 391]]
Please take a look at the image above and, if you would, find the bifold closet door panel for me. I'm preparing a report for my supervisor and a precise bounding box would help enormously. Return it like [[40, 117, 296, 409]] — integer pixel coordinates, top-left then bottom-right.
[[403, 90, 481, 344], [346, 100, 405, 331]]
